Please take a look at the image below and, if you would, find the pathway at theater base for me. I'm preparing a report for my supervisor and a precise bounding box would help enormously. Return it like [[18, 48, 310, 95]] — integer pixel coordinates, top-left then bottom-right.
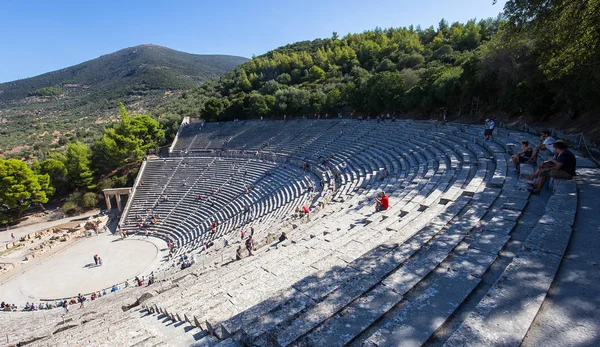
[[0, 209, 100, 245]]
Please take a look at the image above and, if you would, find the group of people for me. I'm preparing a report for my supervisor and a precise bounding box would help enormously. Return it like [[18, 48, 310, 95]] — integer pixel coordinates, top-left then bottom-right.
[[135, 212, 160, 229], [509, 130, 577, 193], [134, 272, 155, 286], [236, 227, 256, 259], [525, 132, 576, 194], [2, 286, 119, 313], [1, 301, 19, 311], [179, 254, 197, 269]]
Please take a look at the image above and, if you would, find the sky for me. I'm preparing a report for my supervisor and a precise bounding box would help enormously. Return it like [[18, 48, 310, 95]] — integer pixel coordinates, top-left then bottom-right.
[[0, 0, 507, 83]]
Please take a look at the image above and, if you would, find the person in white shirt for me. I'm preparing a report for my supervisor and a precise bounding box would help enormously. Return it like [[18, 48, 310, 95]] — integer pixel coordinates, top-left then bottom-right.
[[529, 130, 555, 163]]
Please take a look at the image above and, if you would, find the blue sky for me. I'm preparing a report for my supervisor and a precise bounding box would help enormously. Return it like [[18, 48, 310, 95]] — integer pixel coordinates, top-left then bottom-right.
[[0, 0, 507, 83]]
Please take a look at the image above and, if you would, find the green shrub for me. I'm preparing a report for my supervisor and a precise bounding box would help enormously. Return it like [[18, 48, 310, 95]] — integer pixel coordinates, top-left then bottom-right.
[[61, 201, 80, 215], [82, 192, 98, 208], [113, 175, 127, 187]]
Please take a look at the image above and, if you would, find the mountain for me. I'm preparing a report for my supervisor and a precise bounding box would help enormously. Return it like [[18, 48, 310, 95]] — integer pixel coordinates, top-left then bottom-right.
[[0, 44, 248, 103], [0, 44, 248, 154]]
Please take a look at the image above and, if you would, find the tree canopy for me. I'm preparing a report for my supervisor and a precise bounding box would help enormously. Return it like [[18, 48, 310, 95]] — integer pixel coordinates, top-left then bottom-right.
[[157, 2, 599, 121], [0, 158, 50, 223], [94, 103, 165, 170]]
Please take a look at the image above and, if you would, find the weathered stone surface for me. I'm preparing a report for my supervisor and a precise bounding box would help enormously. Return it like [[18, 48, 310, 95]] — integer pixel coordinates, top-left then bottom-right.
[[493, 208, 522, 221], [466, 231, 510, 254], [272, 272, 379, 347], [524, 223, 573, 256], [444, 251, 562, 347], [300, 285, 403, 347], [383, 248, 448, 295], [364, 250, 495, 347], [484, 219, 517, 235]]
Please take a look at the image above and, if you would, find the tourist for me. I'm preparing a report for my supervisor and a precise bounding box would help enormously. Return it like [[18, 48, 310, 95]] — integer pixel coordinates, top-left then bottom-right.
[[510, 140, 533, 171], [236, 245, 243, 260], [245, 235, 254, 256], [94, 254, 99, 266], [111, 284, 119, 292], [528, 141, 576, 194], [148, 272, 156, 285], [78, 294, 86, 308], [484, 119, 491, 140], [375, 191, 389, 212], [278, 231, 287, 242], [64, 300, 69, 313], [380, 168, 389, 180], [11, 232, 15, 242], [529, 130, 556, 164], [98, 256, 103, 266]]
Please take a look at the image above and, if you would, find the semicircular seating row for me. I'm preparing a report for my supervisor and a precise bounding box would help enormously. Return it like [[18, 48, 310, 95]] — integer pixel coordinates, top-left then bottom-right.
[[124, 120, 473, 254], [11, 119, 578, 347]]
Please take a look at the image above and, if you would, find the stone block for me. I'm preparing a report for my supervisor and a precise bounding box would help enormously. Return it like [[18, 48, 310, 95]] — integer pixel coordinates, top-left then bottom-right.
[[523, 223, 572, 256], [466, 231, 510, 255], [484, 219, 517, 235], [501, 198, 528, 211]]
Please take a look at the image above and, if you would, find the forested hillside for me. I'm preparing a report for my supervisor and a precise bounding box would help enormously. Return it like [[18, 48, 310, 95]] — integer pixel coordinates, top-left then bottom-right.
[[159, 0, 599, 127]]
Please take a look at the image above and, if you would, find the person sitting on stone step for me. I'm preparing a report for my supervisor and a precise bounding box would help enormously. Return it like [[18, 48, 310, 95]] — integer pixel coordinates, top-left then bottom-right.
[[279, 231, 288, 242], [375, 191, 389, 212], [380, 168, 389, 180], [528, 141, 576, 194], [528, 130, 555, 164], [510, 140, 533, 171]]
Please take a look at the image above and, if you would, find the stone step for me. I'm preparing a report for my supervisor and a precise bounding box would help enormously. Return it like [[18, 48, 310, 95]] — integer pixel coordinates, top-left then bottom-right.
[[443, 179, 577, 347], [363, 249, 498, 347]]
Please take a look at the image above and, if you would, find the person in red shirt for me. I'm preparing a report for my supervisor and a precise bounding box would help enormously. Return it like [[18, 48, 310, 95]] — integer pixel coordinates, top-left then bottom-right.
[[375, 191, 389, 212]]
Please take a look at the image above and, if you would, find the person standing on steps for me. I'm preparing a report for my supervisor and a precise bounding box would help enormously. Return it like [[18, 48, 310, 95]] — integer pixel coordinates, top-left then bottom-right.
[[245, 235, 254, 256], [236, 245, 243, 260], [94, 254, 98, 266]]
